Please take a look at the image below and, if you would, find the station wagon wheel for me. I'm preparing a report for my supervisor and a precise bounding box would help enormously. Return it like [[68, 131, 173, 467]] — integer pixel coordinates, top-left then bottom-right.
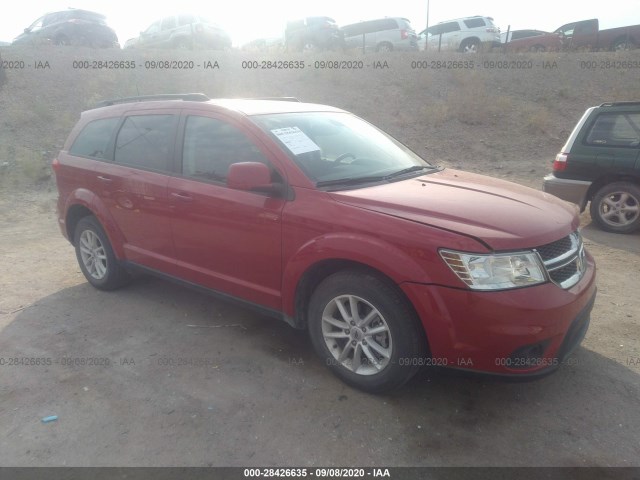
[[376, 42, 393, 52], [308, 270, 427, 393], [590, 182, 640, 233], [74, 215, 131, 290]]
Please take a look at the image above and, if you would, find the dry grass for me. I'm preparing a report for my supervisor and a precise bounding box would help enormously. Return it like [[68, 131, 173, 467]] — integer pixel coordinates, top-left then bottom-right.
[[0, 48, 639, 189]]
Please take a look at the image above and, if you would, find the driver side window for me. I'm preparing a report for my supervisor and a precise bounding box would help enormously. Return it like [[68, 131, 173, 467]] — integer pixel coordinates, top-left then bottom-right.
[[182, 116, 271, 183]]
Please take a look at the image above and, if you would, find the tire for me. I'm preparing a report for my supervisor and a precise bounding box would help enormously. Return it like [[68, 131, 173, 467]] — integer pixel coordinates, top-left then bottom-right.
[[460, 39, 480, 53], [590, 182, 640, 234], [613, 38, 636, 51], [530, 44, 546, 52], [308, 270, 427, 393], [73, 215, 131, 290], [376, 42, 393, 53]]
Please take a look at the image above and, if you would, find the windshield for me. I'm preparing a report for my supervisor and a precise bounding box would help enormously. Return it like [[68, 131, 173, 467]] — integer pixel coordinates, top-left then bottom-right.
[[254, 112, 434, 188]]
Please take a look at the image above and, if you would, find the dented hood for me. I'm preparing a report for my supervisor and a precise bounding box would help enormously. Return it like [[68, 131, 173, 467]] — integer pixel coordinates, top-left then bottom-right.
[[330, 169, 579, 250]]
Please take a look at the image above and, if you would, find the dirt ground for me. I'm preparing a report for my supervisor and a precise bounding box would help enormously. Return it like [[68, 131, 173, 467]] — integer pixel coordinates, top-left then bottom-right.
[[0, 48, 639, 467]]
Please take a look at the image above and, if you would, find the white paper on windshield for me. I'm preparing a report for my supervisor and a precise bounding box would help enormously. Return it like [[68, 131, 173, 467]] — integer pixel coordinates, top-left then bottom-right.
[[271, 127, 321, 155]]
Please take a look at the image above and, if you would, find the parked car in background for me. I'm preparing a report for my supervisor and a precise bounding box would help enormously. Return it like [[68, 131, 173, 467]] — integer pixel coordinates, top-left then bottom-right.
[[420, 16, 500, 53], [125, 15, 231, 50], [504, 31, 562, 52], [506, 18, 640, 52], [53, 94, 595, 392], [557, 19, 640, 50], [285, 17, 343, 52], [500, 29, 546, 44], [12, 9, 118, 47], [341, 17, 418, 52], [543, 102, 640, 234]]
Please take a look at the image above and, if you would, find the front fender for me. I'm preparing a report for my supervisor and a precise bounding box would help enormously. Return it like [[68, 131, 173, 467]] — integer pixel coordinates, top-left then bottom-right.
[[281, 232, 431, 316]]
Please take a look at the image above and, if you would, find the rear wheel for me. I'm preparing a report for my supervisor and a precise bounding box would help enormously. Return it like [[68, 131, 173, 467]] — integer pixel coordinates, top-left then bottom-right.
[[376, 42, 393, 52], [460, 39, 480, 53], [74, 216, 131, 290], [308, 270, 427, 393], [590, 182, 640, 233], [613, 38, 636, 51], [530, 44, 546, 52]]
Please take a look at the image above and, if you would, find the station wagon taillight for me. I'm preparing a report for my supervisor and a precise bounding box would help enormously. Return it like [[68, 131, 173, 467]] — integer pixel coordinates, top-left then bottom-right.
[[486, 27, 498, 33], [553, 153, 569, 172], [51, 158, 60, 173], [400, 29, 409, 39]]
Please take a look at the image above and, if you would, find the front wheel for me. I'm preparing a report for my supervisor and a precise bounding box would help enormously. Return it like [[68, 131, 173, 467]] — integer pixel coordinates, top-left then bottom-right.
[[590, 182, 640, 233], [308, 270, 427, 393], [74, 215, 131, 290]]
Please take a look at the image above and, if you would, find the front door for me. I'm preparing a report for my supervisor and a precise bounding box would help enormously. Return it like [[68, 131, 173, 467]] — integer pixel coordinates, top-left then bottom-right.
[[168, 113, 286, 310]]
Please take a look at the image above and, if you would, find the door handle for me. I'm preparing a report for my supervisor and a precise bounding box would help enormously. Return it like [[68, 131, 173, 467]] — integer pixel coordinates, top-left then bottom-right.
[[170, 192, 193, 202], [97, 175, 112, 183]]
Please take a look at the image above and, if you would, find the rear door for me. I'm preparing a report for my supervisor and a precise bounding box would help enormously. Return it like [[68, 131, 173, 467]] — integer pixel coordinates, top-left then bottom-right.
[[102, 111, 178, 269], [167, 112, 286, 310]]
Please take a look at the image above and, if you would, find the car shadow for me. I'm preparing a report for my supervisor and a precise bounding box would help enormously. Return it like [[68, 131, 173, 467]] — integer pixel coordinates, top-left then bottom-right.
[[580, 215, 640, 255], [1, 277, 639, 466]]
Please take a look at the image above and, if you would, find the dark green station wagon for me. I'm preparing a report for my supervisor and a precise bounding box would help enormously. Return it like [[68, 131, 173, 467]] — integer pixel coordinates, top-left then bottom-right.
[[544, 102, 640, 233]]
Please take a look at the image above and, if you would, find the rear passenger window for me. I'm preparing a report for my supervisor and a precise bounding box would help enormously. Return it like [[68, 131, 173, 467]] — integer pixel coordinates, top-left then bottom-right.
[[114, 115, 176, 171], [586, 114, 640, 147], [182, 116, 269, 182], [69, 117, 120, 159], [370, 19, 397, 31], [464, 18, 486, 29]]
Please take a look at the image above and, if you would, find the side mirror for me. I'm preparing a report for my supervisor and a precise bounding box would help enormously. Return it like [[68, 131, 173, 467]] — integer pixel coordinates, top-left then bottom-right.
[[227, 162, 281, 195]]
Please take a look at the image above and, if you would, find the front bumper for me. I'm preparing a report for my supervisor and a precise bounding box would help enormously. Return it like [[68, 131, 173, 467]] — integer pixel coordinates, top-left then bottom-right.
[[543, 174, 592, 211], [401, 252, 596, 376]]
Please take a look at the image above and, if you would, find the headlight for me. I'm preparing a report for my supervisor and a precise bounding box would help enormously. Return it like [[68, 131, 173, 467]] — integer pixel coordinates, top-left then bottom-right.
[[439, 250, 546, 290]]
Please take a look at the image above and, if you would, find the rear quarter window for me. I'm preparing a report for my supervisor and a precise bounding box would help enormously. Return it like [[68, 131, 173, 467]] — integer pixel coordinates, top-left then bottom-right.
[[585, 113, 640, 147], [463, 18, 486, 29], [69, 117, 120, 159]]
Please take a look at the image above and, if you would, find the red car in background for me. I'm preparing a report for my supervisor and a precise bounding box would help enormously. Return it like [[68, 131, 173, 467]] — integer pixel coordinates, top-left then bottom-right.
[[506, 18, 640, 52]]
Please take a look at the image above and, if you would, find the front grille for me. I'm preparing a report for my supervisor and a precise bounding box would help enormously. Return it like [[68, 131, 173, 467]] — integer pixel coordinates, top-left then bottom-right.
[[534, 232, 586, 289], [535, 236, 573, 262]]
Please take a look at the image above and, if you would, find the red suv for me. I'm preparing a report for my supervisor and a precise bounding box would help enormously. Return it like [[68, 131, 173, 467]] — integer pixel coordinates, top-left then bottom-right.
[[53, 94, 597, 392]]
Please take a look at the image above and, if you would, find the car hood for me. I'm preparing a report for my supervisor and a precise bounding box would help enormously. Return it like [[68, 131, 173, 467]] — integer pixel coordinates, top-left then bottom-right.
[[329, 169, 579, 250]]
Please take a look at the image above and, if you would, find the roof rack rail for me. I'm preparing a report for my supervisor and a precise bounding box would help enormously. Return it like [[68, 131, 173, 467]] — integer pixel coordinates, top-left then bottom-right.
[[242, 96, 301, 102], [95, 93, 210, 108], [599, 101, 640, 107]]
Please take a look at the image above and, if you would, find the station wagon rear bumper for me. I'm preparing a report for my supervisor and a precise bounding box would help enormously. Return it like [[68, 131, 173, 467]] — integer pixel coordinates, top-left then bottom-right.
[[543, 174, 592, 211]]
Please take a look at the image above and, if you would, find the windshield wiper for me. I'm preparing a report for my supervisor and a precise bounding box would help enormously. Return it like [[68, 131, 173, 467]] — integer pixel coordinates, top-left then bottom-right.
[[316, 175, 388, 188], [383, 165, 435, 179], [316, 166, 438, 188]]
